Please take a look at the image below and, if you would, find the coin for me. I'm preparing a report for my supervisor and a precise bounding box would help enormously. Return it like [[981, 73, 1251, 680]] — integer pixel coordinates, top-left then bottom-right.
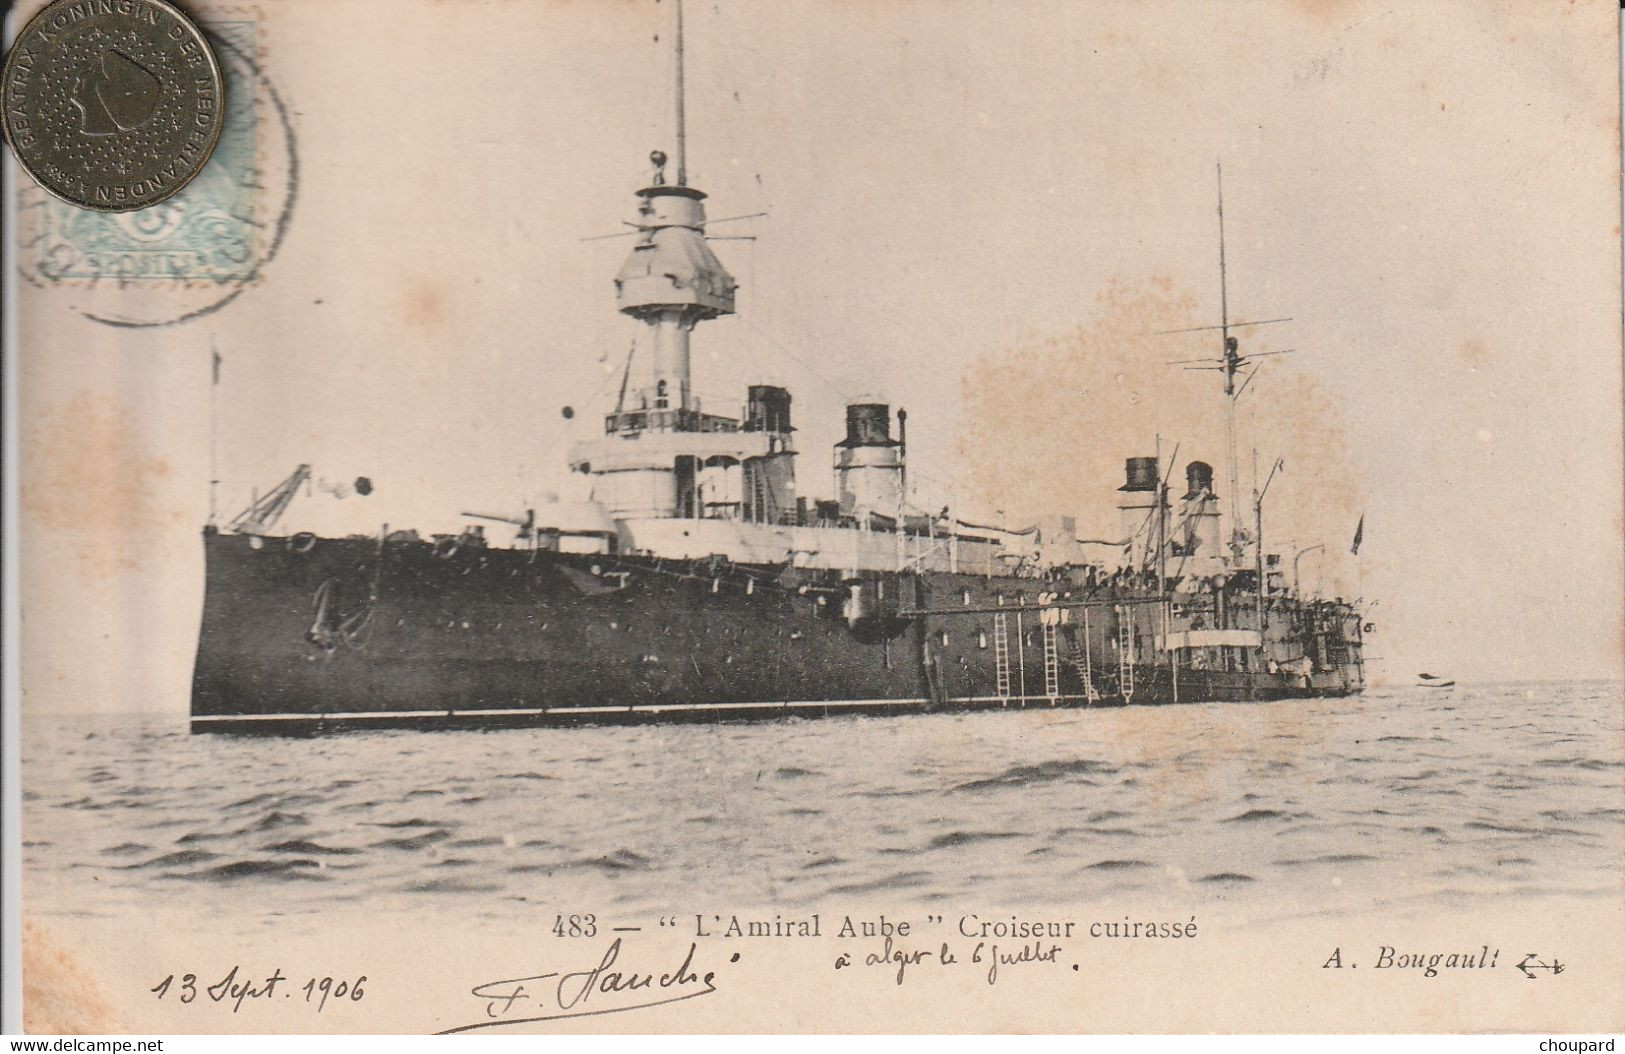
[[1, 0, 225, 212]]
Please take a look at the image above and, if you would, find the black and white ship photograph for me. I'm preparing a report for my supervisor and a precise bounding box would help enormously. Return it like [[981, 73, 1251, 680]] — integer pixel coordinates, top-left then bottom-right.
[[6, 0, 1621, 1036]]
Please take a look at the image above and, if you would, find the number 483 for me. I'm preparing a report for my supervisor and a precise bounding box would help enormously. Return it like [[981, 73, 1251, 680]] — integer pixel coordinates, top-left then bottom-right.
[[552, 914, 596, 938]]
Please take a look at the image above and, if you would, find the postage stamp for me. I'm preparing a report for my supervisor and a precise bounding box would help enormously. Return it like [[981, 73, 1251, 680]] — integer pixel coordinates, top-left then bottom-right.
[[30, 20, 260, 285]]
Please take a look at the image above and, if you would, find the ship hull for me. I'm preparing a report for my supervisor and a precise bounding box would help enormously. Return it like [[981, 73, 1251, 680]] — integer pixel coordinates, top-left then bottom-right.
[[191, 532, 1363, 733]]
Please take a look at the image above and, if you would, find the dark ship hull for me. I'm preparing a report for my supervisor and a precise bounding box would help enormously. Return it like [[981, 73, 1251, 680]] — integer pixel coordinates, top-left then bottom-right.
[[191, 530, 1364, 734]]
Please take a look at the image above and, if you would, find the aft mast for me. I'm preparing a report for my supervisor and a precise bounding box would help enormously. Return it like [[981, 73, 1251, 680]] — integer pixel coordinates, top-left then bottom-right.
[[1160, 165, 1292, 564], [1216, 165, 1242, 559]]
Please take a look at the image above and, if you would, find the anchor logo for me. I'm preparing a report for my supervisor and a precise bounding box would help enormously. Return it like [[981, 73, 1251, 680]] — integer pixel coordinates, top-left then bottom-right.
[[1515, 953, 1564, 979]]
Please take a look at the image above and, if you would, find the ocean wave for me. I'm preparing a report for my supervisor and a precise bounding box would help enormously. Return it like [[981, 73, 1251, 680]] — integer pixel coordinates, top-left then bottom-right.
[[564, 849, 654, 873], [1536, 756, 1623, 771], [822, 870, 931, 897], [923, 830, 1020, 852], [372, 829, 452, 851], [262, 839, 358, 856], [100, 842, 151, 857], [850, 786, 932, 799], [1463, 820, 1541, 835], [1224, 808, 1294, 823], [951, 758, 1115, 793], [57, 796, 151, 811], [402, 878, 503, 894], [1277, 853, 1379, 867], [447, 836, 506, 849], [224, 793, 276, 811], [252, 810, 308, 831], [181, 859, 327, 881], [126, 849, 219, 870], [506, 863, 556, 875]]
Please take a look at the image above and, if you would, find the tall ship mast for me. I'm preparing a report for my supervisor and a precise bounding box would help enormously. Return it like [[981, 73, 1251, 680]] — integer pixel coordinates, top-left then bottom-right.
[[190, 1, 1367, 733]]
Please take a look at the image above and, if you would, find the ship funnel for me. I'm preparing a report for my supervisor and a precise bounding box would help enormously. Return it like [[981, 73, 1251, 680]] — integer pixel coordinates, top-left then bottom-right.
[[1121, 456, 1159, 493], [745, 385, 792, 433], [843, 402, 894, 447], [1184, 460, 1214, 499], [1117, 455, 1163, 569], [835, 401, 903, 519], [1178, 459, 1223, 566]]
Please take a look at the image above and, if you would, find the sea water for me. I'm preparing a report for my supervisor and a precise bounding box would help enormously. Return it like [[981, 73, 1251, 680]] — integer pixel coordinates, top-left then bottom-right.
[[20, 682, 1623, 936]]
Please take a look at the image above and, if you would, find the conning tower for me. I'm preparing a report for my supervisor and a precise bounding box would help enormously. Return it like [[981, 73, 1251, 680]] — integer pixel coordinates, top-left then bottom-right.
[[569, 0, 795, 526], [613, 171, 736, 420]]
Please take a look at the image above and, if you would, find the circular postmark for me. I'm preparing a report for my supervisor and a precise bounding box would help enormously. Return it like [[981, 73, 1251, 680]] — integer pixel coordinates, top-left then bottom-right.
[[2, 0, 226, 212], [15, 18, 299, 327]]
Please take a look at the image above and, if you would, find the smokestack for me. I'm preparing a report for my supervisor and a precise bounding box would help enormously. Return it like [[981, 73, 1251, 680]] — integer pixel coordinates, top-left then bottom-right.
[[835, 401, 903, 518], [1117, 456, 1163, 563], [1181, 460, 1222, 563], [1184, 460, 1214, 499], [1122, 456, 1159, 492], [843, 403, 892, 446], [745, 385, 792, 433]]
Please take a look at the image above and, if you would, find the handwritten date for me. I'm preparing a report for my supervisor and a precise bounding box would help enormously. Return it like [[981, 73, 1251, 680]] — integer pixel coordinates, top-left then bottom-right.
[[151, 968, 366, 1013]]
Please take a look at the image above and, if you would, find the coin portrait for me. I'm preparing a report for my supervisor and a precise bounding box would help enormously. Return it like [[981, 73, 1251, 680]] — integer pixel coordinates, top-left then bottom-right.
[[1, 0, 225, 212]]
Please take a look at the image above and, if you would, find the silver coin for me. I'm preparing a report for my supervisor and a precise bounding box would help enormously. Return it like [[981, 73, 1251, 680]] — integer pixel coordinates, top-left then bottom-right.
[[1, 0, 225, 212]]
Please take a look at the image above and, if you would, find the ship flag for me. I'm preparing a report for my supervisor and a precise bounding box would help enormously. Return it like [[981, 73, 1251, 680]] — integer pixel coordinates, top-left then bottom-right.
[[1351, 513, 1365, 556]]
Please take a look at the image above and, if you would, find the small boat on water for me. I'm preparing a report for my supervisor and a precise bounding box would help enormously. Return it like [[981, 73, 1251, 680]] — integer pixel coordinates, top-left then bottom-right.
[[1417, 673, 1455, 688]]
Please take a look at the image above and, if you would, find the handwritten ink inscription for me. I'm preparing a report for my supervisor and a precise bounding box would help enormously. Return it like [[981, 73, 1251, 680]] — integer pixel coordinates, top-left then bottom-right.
[[442, 937, 725, 1035], [150, 968, 366, 1013]]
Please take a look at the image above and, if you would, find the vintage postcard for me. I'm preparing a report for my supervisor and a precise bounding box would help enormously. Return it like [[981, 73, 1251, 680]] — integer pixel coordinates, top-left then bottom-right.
[[5, 0, 1621, 1036]]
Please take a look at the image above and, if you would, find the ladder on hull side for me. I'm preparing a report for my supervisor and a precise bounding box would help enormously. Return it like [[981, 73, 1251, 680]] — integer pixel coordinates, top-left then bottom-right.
[[1061, 619, 1101, 704], [1117, 604, 1135, 701], [993, 611, 1011, 700], [1041, 622, 1060, 702]]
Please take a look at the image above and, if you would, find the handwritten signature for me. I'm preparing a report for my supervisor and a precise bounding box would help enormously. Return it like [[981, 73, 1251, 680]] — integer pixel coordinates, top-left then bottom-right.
[[437, 938, 718, 1034]]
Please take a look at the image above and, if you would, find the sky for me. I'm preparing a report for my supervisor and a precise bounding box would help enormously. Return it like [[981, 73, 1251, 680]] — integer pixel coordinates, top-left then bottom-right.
[[13, 0, 1622, 711]]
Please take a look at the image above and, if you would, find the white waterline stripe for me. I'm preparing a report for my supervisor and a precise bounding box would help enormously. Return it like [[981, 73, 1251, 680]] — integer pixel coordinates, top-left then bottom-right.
[[186, 696, 1009, 723], [187, 693, 1117, 724]]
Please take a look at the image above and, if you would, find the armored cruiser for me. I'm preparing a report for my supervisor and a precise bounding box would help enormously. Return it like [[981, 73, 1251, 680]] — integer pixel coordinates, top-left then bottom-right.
[[190, 2, 1366, 733]]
